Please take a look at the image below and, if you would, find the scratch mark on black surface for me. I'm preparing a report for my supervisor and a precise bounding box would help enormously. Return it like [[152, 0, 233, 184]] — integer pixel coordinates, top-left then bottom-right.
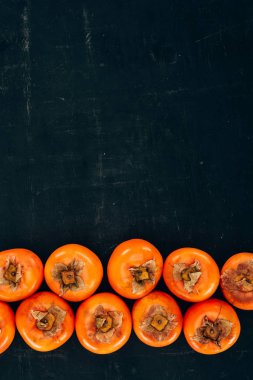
[[195, 17, 253, 43], [174, 210, 180, 232], [82, 7, 93, 65], [22, 2, 32, 142], [93, 107, 102, 145], [82, 6, 104, 236], [22, 0, 35, 243], [160, 350, 194, 356]]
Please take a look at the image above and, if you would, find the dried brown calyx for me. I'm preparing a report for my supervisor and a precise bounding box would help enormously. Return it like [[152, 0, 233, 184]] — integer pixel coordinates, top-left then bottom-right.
[[51, 260, 84, 296], [93, 305, 123, 343], [31, 306, 66, 337], [193, 315, 233, 348], [129, 260, 156, 294], [221, 261, 253, 293], [0, 257, 22, 290], [140, 304, 177, 342], [173, 260, 201, 293]]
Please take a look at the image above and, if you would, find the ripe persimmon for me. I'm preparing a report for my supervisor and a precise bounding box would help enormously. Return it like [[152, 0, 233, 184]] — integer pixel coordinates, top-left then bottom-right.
[[184, 298, 240, 354], [0, 248, 43, 302], [16, 291, 74, 351], [163, 247, 219, 302], [75, 292, 132, 354], [44, 244, 103, 302], [132, 291, 183, 347], [220, 252, 253, 310], [107, 239, 163, 299], [0, 302, 15, 354]]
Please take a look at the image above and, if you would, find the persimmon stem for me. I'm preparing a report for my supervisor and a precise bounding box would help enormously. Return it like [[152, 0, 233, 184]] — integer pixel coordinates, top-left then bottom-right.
[[133, 267, 150, 283], [203, 325, 220, 341], [4, 263, 18, 283], [61, 270, 76, 285], [181, 266, 199, 281], [150, 314, 169, 331], [96, 315, 113, 333], [36, 313, 56, 331]]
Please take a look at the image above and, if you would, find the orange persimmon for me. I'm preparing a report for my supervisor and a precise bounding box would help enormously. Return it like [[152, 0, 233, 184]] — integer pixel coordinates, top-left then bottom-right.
[[183, 298, 240, 354], [44, 244, 103, 302], [132, 291, 183, 347], [75, 292, 132, 354], [220, 252, 253, 310], [16, 291, 74, 352], [163, 247, 219, 302], [107, 239, 163, 299], [0, 302, 15, 354], [0, 248, 43, 302]]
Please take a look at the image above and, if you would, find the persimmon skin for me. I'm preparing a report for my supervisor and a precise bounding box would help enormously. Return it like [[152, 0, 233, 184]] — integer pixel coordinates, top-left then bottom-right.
[[0, 302, 15, 354], [44, 244, 103, 302], [132, 291, 183, 347], [75, 292, 132, 354], [107, 239, 163, 299], [16, 291, 74, 352], [184, 299, 240, 355], [0, 249, 43, 302], [221, 252, 253, 310], [163, 247, 220, 302]]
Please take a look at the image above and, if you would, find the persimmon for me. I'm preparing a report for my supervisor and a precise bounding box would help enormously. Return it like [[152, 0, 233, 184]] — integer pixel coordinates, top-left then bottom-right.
[[16, 291, 74, 352], [0, 302, 15, 354], [107, 239, 163, 299], [183, 298, 240, 354], [163, 247, 219, 302], [132, 291, 183, 347], [220, 252, 253, 310], [0, 248, 43, 302], [44, 244, 103, 302], [75, 292, 132, 354]]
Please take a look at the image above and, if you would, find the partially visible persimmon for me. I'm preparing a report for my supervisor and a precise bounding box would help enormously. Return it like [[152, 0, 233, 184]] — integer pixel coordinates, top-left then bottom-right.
[[75, 292, 132, 354], [45, 244, 103, 302], [132, 291, 183, 347], [0, 302, 15, 354], [184, 298, 240, 354], [107, 239, 163, 299], [16, 291, 74, 352], [163, 247, 219, 302], [220, 252, 253, 310], [0, 248, 43, 302]]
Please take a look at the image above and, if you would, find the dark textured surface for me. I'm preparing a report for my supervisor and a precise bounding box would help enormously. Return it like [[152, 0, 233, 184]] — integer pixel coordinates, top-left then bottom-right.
[[0, 0, 253, 379]]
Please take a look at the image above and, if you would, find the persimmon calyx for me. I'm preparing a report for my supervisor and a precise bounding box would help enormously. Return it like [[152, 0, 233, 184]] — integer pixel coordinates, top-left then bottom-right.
[[0, 257, 22, 290], [129, 260, 156, 294], [93, 305, 123, 343], [173, 260, 201, 292], [221, 261, 253, 293], [51, 260, 84, 295], [140, 304, 177, 342], [193, 315, 233, 348], [31, 306, 66, 337]]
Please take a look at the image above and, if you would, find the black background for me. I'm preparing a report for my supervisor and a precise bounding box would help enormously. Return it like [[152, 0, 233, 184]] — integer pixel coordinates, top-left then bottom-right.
[[1, 0, 253, 379]]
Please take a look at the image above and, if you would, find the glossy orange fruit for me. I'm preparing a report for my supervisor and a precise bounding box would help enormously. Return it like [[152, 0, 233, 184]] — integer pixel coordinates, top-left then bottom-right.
[[184, 298, 240, 354], [16, 291, 74, 352], [132, 291, 183, 347], [107, 239, 163, 299], [0, 302, 15, 354], [0, 248, 43, 302], [163, 247, 219, 302], [75, 292, 132, 354], [220, 252, 253, 310], [45, 244, 103, 302]]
